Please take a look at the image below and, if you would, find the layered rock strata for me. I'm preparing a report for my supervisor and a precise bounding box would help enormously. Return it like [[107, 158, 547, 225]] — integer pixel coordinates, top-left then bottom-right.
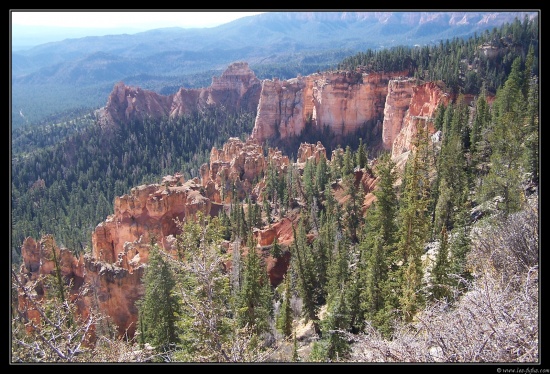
[[390, 81, 450, 169], [98, 62, 261, 128], [17, 61, 458, 343], [250, 70, 409, 144]]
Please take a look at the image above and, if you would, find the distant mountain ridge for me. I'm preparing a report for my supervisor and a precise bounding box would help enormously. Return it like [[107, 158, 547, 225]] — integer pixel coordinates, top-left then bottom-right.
[[13, 11, 537, 77], [11, 11, 537, 128]]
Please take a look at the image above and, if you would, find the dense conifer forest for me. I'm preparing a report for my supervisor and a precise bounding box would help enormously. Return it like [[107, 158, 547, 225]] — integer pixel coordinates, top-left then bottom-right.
[[11, 15, 539, 363]]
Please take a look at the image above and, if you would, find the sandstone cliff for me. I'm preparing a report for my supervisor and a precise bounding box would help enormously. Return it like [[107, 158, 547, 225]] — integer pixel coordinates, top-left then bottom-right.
[[97, 62, 261, 128], [17, 235, 146, 340], [96, 61, 443, 162], [250, 70, 409, 146], [390, 81, 450, 170], [17, 62, 458, 343], [91, 175, 215, 265], [382, 78, 415, 150]]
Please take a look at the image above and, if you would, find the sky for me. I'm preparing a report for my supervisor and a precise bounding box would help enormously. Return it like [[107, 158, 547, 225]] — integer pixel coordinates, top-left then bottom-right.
[[11, 10, 265, 29], [10, 10, 266, 49]]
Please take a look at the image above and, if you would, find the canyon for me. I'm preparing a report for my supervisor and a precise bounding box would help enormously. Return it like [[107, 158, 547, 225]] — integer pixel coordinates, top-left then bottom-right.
[[16, 61, 450, 340]]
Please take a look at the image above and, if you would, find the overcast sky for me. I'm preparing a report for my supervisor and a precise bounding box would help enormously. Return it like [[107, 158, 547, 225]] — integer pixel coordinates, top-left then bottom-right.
[[10, 10, 266, 48], [11, 10, 265, 29]]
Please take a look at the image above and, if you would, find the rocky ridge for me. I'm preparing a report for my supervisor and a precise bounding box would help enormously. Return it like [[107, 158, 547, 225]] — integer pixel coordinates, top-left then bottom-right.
[[97, 62, 261, 128], [17, 62, 451, 340]]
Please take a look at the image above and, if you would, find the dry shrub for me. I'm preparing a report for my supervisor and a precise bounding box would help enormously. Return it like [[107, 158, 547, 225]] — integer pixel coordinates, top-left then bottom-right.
[[347, 197, 539, 363], [89, 337, 156, 362], [472, 197, 538, 287]]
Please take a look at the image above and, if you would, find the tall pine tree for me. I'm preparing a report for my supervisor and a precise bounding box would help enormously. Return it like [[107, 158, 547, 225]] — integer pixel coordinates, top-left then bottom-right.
[[394, 120, 433, 322], [138, 243, 180, 356], [236, 241, 273, 336]]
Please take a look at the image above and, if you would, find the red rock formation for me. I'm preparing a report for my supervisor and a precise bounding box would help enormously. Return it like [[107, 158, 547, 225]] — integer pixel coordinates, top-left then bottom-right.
[[92, 176, 212, 264], [200, 138, 266, 203], [98, 62, 261, 128], [97, 82, 173, 127], [16, 62, 463, 344], [17, 236, 91, 338], [264, 250, 291, 287], [382, 78, 415, 150], [250, 70, 409, 145], [83, 257, 145, 339], [296, 141, 327, 164], [201, 138, 292, 203], [390, 81, 450, 168], [267, 148, 290, 175], [17, 174, 217, 341]]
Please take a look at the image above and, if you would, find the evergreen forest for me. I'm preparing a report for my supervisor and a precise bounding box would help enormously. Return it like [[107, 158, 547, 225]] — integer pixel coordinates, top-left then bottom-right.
[[11, 15, 539, 363]]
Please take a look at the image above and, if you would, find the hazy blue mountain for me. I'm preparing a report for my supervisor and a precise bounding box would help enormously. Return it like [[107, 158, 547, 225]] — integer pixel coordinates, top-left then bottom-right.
[[11, 11, 537, 128]]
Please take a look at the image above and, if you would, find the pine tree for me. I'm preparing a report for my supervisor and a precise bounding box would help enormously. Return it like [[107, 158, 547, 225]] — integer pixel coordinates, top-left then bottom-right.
[[303, 158, 316, 208], [430, 226, 452, 301], [323, 182, 337, 221], [175, 214, 233, 361], [291, 221, 321, 336], [342, 173, 364, 243], [138, 243, 180, 356], [343, 259, 363, 334], [524, 76, 539, 185], [480, 57, 526, 215], [322, 288, 351, 361], [342, 145, 354, 177], [355, 138, 368, 169], [359, 153, 398, 332], [470, 90, 490, 163], [315, 210, 336, 298], [236, 240, 273, 336], [394, 120, 433, 322], [231, 239, 243, 297], [448, 207, 473, 294], [276, 274, 293, 338], [283, 165, 296, 211], [174, 214, 267, 362], [441, 103, 454, 147], [266, 158, 278, 204], [433, 100, 469, 236], [291, 331, 299, 362], [270, 236, 283, 258], [262, 194, 271, 226], [434, 104, 445, 131], [325, 229, 349, 307], [315, 153, 329, 198]]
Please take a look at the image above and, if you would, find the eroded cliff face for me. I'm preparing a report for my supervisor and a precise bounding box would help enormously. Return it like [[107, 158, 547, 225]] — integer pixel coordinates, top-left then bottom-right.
[[97, 62, 442, 162], [17, 61, 457, 343], [382, 78, 415, 150], [98, 62, 261, 128], [200, 137, 290, 203], [17, 175, 218, 341], [92, 175, 213, 263], [250, 70, 408, 145], [390, 81, 450, 170], [17, 235, 146, 340], [17, 140, 301, 339]]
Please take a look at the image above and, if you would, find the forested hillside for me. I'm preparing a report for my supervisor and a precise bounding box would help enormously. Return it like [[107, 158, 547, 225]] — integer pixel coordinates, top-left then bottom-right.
[[11, 15, 539, 363], [11, 15, 538, 265], [11, 108, 256, 262]]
